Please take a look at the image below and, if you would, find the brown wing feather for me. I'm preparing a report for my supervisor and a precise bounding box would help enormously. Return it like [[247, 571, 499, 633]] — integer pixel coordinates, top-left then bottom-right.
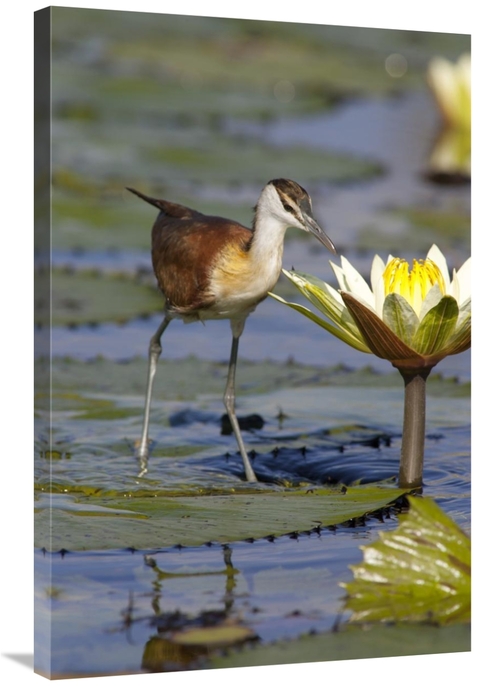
[[151, 213, 253, 314], [127, 186, 253, 314]]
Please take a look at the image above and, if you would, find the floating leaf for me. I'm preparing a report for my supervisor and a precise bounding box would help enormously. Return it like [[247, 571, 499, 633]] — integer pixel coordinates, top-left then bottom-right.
[[44, 356, 471, 404], [34, 486, 407, 551], [48, 269, 162, 326], [342, 496, 471, 624], [210, 623, 470, 669]]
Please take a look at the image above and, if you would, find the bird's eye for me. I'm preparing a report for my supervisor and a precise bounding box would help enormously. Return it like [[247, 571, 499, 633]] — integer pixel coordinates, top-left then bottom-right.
[[283, 203, 294, 213]]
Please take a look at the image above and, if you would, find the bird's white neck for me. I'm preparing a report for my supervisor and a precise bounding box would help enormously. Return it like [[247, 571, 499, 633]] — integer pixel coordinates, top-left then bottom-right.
[[251, 212, 288, 263], [249, 184, 290, 265], [204, 184, 293, 321]]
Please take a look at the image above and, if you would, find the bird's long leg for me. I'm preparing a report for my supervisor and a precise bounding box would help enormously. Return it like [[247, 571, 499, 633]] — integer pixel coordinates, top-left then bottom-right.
[[224, 320, 258, 482], [136, 315, 171, 476]]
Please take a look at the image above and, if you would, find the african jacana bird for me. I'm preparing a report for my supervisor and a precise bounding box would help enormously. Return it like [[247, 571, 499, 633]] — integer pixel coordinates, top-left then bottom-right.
[[127, 179, 336, 482]]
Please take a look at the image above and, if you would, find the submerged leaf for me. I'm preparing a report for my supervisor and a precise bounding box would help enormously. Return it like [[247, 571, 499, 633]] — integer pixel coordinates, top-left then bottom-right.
[[342, 496, 471, 625]]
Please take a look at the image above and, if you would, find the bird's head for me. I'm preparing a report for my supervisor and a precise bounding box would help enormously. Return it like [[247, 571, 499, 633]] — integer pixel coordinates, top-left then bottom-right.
[[257, 178, 336, 254]]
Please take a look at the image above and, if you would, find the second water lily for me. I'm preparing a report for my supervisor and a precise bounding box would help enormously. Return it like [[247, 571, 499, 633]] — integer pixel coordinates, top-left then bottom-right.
[[427, 53, 471, 131]]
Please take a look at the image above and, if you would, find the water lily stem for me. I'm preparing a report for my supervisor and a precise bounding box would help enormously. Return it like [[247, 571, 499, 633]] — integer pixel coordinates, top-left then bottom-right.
[[399, 370, 431, 489]]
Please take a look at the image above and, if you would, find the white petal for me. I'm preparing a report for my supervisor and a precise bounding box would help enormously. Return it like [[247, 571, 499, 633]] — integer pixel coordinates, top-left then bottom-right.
[[456, 297, 471, 328], [453, 257, 471, 305], [370, 255, 386, 318], [338, 255, 375, 309], [419, 283, 445, 321], [427, 57, 460, 124], [370, 254, 386, 291], [324, 282, 345, 305], [329, 260, 349, 292], [427, 244, 451, 292], [344, 290, 378, 314]]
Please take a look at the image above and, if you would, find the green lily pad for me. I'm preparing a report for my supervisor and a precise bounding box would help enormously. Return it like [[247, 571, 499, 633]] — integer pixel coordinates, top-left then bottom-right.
[[210, 623, 470, 669], [34, 485, 407, 551], [391, 206, 471, 245], [149, 138, 383, 187], [342, 496, 471, 624], [356, 204, 471, 255], [46, 269, 163, 327], [40, 357, 470, 410]]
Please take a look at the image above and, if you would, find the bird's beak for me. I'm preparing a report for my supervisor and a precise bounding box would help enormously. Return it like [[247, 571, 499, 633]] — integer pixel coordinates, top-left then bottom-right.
[[303, 214, 337, 254]]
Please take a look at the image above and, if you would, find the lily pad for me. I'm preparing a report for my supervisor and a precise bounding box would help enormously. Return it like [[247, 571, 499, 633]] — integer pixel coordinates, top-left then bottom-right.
[[391, 205, 471, 244], [46, 269, 163, 327], [210, 623, 470, 669], [357, 204, 471, 255], [42, 356, 471, 407], [342, 496, 471, 624], [34, 485, 407, 551], [148, 137, 383, 186]]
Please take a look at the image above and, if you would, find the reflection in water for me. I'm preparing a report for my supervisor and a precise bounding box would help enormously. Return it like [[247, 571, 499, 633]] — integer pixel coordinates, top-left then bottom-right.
[[426, 125, 471, 184], [139, 546, 257, 671], [144, 545, 239, 613]]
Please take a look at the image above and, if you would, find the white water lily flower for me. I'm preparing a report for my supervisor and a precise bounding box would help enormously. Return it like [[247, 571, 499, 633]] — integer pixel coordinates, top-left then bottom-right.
[[271, 245, 470, 374], [427, 54, 471, 130]]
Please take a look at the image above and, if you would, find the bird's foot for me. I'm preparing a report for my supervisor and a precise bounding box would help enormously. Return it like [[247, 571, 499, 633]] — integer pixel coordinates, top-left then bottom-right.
[[134, 438, 151, 477]]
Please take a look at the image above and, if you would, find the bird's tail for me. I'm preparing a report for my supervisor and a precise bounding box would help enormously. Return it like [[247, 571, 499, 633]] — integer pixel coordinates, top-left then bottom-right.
[[126, 187, 166, 211], [126, 187, 200, 219]]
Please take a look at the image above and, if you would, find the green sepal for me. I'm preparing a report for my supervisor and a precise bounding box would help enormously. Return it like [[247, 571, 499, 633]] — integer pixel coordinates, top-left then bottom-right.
[[269, 293, 371, 353], [341, 292, 420, 362], [382, 293, 420, 345], [439, 310, 471, 357], [282, 269, 364, 342], [412, 295, 459, 355]]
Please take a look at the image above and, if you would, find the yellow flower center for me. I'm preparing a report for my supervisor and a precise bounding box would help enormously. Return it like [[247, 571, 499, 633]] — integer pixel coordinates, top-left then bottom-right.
[[383, 258, 445, 316]]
